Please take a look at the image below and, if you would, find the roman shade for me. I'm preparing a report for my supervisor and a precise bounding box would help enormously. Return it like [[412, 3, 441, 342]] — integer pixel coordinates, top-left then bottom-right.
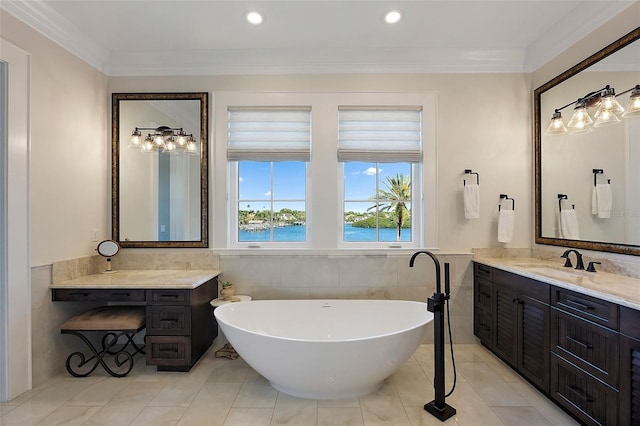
[[337, 106, 422, 163], [227, 106, 311, 161]]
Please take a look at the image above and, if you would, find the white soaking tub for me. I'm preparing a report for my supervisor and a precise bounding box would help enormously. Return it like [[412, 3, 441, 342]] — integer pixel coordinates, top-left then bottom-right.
[[213, 299, 433, 399]]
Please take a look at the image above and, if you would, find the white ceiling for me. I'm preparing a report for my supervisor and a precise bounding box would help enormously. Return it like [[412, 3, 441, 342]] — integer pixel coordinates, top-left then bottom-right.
[[1, 0, 637, 76]]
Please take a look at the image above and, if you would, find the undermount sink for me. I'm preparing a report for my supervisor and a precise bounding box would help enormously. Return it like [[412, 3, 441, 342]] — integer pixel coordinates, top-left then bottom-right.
[[524, 266, 590, 282]]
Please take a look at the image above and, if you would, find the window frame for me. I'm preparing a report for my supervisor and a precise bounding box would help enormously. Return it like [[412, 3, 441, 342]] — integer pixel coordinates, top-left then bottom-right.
[[214, 91, 438, 251]]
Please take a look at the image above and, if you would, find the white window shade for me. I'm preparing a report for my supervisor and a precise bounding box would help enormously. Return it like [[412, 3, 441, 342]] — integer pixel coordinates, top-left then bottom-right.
[[338, 106, 422, 163], [227, 106, 311, 161]]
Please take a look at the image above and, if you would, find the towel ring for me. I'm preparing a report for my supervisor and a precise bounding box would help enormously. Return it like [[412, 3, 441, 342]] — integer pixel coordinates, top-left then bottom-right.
[[498, 194, 515, 211], [593, 169, 603, 187], [463, 169, 479, 186]]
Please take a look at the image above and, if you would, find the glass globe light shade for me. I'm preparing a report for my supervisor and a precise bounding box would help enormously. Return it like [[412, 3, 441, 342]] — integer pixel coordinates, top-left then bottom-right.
[[567, 104, 594, 134], [545, 111, 567, 135], [622, 87, 640, 118], [129, 129, 142, 148]]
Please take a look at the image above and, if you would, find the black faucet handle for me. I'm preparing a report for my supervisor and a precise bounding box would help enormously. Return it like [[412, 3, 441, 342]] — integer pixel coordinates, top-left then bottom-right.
[[586, 261, 601, 272]]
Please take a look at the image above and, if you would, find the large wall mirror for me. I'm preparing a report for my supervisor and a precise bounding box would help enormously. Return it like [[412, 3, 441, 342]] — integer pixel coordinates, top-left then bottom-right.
[[112, 92, 208, 248], [535, 28, 640, 255]]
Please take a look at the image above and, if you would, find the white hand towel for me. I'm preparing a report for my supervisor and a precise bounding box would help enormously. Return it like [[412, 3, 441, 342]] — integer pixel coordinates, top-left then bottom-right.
[[595, 183, 612, 218], [591, 187, 598, 215], [464, 184, 480, 219], [560, 209, 580, 239], [497, 209, 515, 243]]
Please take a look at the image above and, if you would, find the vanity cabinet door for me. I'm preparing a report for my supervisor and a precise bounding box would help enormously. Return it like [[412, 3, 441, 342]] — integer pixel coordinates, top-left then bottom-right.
[[492, 269, 550, 393], [492, 280, 518, 367], [620, 306, 640, 425]]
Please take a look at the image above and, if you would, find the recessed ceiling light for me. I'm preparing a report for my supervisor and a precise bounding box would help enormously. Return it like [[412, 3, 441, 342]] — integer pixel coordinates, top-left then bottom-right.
[[384, 10, 402, 24], [246, 11, 264, 25]]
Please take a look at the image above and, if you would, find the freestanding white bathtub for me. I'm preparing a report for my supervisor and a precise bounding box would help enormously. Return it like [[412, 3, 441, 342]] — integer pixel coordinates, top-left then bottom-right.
[[213, 299, 433, 400]]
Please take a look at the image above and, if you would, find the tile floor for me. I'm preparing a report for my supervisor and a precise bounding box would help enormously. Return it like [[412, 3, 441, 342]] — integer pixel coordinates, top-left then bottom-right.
[[0, 341, 579, 425]]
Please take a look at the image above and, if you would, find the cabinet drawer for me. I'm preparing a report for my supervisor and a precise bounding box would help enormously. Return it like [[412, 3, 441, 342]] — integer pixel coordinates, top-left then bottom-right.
[[550, 353, 618, 426], [552, 308, 619, 388], [52, 288, 145, 302], [146, 289, 190, 305], [474, 307, 492, 343], [474, 263, 493, 280], [146, 336, 191, 367], [146, 306, 191, 335], [474, 279, 492, 311], [552, 287, 618, 330]]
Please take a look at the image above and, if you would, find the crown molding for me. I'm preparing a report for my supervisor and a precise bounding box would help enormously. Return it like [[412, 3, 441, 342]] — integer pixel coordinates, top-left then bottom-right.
[[105, 47, 527, 76], [523, 1, 636, 72], [1, 0, 110, 73]]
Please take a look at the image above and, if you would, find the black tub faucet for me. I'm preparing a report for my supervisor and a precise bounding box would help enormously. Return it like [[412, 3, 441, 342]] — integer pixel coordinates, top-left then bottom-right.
[[561, 249, 585, 270]]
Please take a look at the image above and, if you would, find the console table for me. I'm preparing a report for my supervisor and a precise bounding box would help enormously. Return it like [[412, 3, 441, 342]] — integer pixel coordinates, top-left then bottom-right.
[[51, 269, 221, 372]]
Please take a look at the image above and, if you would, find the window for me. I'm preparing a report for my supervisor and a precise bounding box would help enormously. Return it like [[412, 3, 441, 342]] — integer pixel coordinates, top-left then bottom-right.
[[217, 92, 437, 250], [338, 107, 422, 246], [227, 107, 311, 245]]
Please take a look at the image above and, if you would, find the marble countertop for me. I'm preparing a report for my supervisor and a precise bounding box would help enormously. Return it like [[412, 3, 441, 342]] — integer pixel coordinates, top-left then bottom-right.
[[51, 269, 222, 289], [473, 257, 640, 310]]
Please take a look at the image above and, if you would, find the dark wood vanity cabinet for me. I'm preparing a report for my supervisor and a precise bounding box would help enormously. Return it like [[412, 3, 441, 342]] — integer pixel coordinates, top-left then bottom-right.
[[550, 287, 619, 426], [473, 264, 550, 393], [472, 262, 640, 425], [145, 280, 218, 371], [620, 306, 640, 425]]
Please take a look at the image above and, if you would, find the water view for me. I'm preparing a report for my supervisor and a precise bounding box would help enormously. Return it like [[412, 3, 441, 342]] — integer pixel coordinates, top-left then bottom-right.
[[239, 224, 411, 242]]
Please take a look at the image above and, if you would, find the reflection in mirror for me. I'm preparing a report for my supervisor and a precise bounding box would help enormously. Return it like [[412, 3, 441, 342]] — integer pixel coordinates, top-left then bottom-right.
[[535, 28, 640, 255], [112, 93, 208, 248]]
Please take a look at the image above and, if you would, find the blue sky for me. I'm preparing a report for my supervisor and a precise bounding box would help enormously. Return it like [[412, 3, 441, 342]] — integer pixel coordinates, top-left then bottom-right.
[[239, 161, 411, 213]]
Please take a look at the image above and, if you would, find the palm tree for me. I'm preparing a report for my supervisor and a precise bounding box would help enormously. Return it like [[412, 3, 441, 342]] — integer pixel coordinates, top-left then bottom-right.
[[370, 173, 411, 240]]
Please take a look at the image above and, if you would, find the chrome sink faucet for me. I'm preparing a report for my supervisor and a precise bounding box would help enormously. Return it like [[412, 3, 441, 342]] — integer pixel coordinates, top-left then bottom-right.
[[561, 249, 585, 270]]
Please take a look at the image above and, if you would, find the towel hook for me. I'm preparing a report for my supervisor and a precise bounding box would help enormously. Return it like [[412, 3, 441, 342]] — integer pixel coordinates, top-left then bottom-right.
[[463, 169, 479, 186], [498, 194, 515, 211]]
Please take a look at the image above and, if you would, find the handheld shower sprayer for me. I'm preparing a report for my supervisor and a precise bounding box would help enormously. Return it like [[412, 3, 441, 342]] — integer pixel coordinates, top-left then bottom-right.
[[409, 250, 457, 422]]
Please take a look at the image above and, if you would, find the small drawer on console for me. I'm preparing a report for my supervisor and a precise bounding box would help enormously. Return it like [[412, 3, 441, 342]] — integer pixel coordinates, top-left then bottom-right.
[[146, 336, 191, 367], [552, 308, 619, 388], [52, 288, 145, 302], [552, 287, 618, 330], [147, 289, 190, 305], [146, 306, 191, 335]]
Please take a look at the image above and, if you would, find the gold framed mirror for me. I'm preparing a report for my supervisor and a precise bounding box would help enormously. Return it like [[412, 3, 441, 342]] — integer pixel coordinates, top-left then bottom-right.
[[534, 28, 640, 255], [112, 92, 208, 248]]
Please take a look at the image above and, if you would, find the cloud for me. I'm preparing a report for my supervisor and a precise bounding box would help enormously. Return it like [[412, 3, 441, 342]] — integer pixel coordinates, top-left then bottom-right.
[[239, 176, 244, 183], [364, 167, 380, 176], [264, 191, 271, 197]]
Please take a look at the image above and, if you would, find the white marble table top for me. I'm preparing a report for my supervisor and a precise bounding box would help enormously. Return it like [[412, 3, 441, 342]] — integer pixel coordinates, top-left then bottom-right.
[[51, 269, 222, 289], [473, 257, 640, 311]]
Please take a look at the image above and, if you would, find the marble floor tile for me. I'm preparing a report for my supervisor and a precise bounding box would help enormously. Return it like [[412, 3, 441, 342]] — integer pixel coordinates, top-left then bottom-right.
[[130, 406, 187, 426], [0, 343, 581, 426], [492, 406, 552, 426], [317, 407, 364, 426], [456, 363, 528, 406]]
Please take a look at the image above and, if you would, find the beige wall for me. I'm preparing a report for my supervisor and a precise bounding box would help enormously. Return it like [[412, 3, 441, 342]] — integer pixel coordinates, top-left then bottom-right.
[[110, 72, 534, 252], [1, 12, 109, 267]]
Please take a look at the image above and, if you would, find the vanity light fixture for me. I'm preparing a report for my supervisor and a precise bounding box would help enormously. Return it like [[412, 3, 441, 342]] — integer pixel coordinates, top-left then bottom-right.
[[129, 126, 198, 154], [546, 84, 640, 135]]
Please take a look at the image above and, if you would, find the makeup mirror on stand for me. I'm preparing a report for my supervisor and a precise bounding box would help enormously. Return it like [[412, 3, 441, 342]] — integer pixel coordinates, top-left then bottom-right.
[[96, 240, 121, 273]]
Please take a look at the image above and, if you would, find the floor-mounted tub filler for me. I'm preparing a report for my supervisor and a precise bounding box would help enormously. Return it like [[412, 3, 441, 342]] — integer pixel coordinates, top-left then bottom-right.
[[213, 299, 433, 400]]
